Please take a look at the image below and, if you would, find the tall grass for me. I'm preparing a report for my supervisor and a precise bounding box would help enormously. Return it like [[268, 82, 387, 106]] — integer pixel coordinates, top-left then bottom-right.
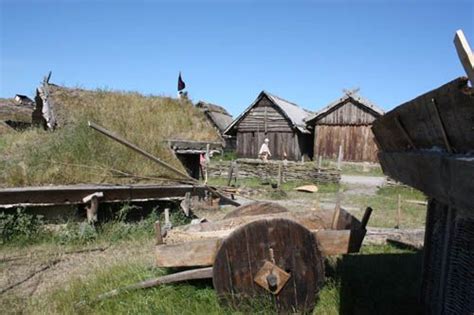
[[0, 86, 220, 187]]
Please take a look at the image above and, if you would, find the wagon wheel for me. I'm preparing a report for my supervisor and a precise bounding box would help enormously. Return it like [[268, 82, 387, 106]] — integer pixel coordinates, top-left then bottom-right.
[[212, 218, 325, 313], [223, 201, 289, 219]]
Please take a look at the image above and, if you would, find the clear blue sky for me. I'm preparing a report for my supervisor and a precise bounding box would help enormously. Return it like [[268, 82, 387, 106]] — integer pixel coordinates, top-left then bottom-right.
[[1, 0, 473, 116]]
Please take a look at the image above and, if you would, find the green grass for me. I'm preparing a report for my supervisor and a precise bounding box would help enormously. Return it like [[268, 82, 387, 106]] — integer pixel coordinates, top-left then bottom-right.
[[0, 86, 220, 187], [8, 243, 422, 315], [343, 185, 427, 228]]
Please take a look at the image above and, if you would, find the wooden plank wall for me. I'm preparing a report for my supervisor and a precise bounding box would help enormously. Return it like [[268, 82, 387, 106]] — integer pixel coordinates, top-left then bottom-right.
[[237, 131, 303, 160], [317, 100, 378, 125], [235, 95, 310, 161], [314, 125, 378, 162], [236, 96, 293, 133]]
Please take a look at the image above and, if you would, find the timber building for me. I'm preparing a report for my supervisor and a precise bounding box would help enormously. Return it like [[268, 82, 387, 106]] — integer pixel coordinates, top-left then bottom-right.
[[306, 91, 384, 162], [224, 91, 313, 161]]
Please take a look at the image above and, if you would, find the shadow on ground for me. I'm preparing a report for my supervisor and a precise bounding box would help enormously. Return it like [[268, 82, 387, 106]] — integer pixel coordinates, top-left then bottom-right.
[[334, 251, 424, 315]]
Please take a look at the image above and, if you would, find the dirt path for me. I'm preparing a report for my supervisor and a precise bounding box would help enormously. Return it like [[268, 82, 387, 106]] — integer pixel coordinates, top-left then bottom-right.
[[0, 239, 155, 305]]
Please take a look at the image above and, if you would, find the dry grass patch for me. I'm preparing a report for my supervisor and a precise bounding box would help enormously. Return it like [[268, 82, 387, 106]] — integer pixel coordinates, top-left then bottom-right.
[[0, 86, 220, 187]]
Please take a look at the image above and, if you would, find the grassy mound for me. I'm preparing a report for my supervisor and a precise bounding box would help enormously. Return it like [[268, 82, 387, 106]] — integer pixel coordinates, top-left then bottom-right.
[[0, 85, 220, 187]]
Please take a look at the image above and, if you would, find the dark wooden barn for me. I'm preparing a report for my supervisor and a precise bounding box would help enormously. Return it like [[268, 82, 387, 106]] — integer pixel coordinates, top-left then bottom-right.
[[195, 101, 235, 150], [305, 91, 384, 162], [372, 77, 474, 314], [224, 91, 313, 161]]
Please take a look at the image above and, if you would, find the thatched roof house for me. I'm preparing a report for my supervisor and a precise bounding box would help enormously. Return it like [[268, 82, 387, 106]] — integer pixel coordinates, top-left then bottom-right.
[[305, 91, 384, 162], [196, 101, 233, 134], [225, 91, 313, 161]]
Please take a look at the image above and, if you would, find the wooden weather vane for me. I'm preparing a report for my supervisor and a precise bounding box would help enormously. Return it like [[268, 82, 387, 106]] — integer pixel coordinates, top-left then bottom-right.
[[342, 87, 360, 97]]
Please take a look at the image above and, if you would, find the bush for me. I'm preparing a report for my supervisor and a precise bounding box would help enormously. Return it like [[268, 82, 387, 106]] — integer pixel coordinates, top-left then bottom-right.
[[0, 208, 45, 244]]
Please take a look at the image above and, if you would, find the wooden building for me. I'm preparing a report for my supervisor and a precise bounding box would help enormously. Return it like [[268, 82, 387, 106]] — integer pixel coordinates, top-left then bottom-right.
[[195, 101, 235, 150], [224, 91, 313, 161], [372, 77, 474, 314], [305, 91, 384, 162]]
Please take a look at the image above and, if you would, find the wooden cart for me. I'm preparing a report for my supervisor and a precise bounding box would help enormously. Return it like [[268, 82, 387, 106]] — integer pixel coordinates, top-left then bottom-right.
[[153, 202, 372, 313]]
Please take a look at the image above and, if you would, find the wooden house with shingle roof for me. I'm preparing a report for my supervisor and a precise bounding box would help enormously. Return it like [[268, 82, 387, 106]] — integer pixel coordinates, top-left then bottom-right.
[[224, 91, 313, 161], [305, 90, 384, 162]]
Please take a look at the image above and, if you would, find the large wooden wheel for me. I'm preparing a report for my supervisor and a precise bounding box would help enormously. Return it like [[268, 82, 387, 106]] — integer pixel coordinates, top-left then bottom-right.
[[212, 218, 325, 313]]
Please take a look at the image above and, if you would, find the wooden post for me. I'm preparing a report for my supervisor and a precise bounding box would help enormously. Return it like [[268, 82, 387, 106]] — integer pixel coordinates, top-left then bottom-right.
[[82, 192, 103, 224], [396, 194, 402, 229], [227, 162, 234, 186], [205, 144, 210, 184], [331, 190, 342, 229], [277, 163, 282, 188], [318, 156, 322, 173], [454, 29, 474, 84], [337, 145, 343, 170], [164, 208, 172, 230], [155, 220, 163, 245]]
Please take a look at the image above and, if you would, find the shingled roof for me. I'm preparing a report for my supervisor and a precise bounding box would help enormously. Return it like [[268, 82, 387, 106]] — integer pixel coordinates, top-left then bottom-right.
[[225, 91, 313, 134], [305, 92, 384, 124], [195, 101, 233, 133]]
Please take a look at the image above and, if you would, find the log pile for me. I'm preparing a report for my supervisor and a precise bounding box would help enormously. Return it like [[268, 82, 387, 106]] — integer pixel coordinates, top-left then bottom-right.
[[208, 159, 341, 183]]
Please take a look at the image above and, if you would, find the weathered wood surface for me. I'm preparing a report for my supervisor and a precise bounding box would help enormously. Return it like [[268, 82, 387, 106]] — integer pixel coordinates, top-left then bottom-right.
[[313, 99, 380, 125], [156, 238, 223, 267], [174, 207, 359, 234], [89, 267, 213, 304], [222, 201, 289, 219], [454, 30, 474, 84], [0, 184, 207, 206], [156, 224, 366, 267], [231, 94, 313, 161], [378, 152, 474, 211], [212, 219, 324, 313], [314, 124, 379, 162], [372, 77, 474, 153]]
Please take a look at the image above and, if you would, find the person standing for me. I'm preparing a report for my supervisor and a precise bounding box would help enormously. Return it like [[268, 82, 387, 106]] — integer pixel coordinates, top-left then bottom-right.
[[258, 138, 272, 162]]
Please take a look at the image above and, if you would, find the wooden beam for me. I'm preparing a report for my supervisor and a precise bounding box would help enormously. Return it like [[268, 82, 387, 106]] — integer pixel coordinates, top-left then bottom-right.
[[156, 227, 366, 268], [454, 29, 474, 84], [86, 267, 213, 304], [0, 184, 207, 206]]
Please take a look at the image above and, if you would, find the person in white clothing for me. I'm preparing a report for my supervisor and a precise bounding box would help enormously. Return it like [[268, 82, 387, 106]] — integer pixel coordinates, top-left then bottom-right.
[[258, 138, 272, 162]]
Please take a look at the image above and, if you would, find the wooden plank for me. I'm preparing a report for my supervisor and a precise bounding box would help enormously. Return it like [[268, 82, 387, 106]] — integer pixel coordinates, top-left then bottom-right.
[[454, 29, 474, 84], [90, 267, 213, 303], [156, 238, 222, 267], [156, 227, 365, 268], [0, 184, 207, 206], [372, 77, 474, 153], [378, 151, 474, 210]]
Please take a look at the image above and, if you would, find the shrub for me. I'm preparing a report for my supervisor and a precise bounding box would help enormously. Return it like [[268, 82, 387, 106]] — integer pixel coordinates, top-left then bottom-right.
[[0, 208, 45, 244]]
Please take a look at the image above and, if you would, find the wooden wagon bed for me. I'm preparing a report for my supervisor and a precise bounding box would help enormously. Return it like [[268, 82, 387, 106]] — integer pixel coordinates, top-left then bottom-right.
[[156, 202, 371, 268]]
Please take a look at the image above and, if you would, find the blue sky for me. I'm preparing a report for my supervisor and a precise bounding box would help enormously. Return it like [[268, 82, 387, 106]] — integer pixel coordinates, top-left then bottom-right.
[[1, 0, 473, 116]]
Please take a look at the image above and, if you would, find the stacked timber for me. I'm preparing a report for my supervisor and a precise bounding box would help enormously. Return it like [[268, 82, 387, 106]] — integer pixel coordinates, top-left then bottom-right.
[[372, 77, 474, 314], [208, 159, 341, 183]]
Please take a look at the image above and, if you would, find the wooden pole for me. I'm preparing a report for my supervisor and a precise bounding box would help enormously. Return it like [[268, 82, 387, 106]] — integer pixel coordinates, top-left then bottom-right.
[[337, 145, 343, 170], [331, 190, 342, 229], [318, 155, 322, 173], [88, 121, 240, 206], [155, 220, 163, 245], [80, 267, 213, 305], [454, 29, 474, 84], [277, 163, 282, 188], [396, 194, 402, 229]]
